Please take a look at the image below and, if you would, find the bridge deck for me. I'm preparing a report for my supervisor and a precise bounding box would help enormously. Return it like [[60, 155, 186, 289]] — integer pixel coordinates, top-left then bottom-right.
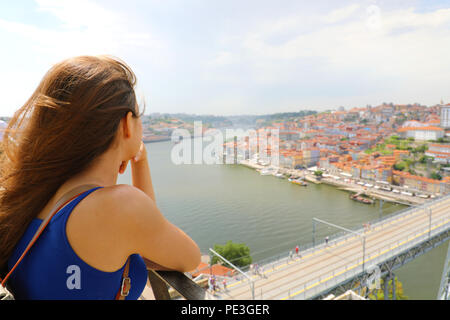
[[218, 196, 450, 300]]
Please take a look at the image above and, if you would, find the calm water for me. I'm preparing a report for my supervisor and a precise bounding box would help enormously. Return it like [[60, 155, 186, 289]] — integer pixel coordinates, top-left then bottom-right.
[[117, 140, 449, 300]]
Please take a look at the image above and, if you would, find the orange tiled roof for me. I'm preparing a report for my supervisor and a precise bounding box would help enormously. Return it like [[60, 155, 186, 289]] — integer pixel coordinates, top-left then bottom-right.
[[429, 143, 450, 148], [393, 170, 445, 184], [398, 126, 444, 132], [190, 262, 236, 278], [426, 150, 450, 156]]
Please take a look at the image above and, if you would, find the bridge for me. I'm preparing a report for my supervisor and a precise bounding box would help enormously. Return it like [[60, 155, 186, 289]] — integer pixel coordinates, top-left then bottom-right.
[[209, 194, 450, 300]]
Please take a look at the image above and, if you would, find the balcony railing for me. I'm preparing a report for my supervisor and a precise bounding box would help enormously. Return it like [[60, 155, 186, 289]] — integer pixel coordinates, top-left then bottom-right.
[[143, 257, 209, 300], [146, 269, 207, 300]]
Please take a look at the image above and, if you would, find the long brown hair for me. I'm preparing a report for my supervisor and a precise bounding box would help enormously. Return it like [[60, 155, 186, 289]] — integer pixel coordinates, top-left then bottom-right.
[[0, 55, 143, 271]]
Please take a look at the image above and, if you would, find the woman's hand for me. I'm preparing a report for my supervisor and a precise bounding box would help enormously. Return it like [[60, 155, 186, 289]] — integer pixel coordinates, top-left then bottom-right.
[[130, 141, 156, 202], [119, 141, 147, 174], [119, 160, 128, 174], [132, 141, 147, 164]]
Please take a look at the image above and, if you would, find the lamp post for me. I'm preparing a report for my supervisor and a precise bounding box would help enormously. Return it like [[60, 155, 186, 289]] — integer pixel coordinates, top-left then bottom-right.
[[312, 218, 366, 273]]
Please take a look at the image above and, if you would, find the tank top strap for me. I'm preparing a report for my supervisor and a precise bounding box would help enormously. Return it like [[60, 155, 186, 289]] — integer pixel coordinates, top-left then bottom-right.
[[49, 186, 104, 224]]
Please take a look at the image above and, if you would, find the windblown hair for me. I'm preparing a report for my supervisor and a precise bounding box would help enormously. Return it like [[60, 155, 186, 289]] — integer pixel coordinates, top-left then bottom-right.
[[0, 55, 143, 271]]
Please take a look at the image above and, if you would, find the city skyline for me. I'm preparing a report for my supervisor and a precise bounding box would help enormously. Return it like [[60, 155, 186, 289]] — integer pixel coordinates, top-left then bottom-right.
[[1, 0, 450, 117]]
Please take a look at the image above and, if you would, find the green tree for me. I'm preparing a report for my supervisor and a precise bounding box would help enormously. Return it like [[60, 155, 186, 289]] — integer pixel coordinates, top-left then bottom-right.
[[393, 162, 406, 171], [314, 170, 323, 177], [419, 155, 433, 164], [211, 241, 252, 268], [413, 144, 428, 154], [404, 158, 415, 166], [430, 172, 442, 180]]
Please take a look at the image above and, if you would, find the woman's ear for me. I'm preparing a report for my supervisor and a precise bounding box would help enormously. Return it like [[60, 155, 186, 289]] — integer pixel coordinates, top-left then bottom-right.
[[121, 111, 134, 138]]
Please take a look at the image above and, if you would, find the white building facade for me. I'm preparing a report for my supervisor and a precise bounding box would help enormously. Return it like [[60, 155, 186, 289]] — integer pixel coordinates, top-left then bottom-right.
[[399, 127, 444, 141], [441, 105, 450, 129]]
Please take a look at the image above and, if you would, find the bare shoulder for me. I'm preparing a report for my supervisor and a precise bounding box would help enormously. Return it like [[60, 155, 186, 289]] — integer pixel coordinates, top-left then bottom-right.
[[90, 184, 162, 232], [96, 183, 148, 201], [96, 184, 151, 206], [90, 184, 158, 224]]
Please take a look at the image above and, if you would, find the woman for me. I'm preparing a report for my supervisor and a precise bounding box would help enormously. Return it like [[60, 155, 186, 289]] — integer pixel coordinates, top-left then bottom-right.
[[0, 55, 201, 299]]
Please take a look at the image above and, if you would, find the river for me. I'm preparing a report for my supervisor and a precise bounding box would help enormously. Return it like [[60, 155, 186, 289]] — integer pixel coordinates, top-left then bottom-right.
[[117, 140, 448, 300]]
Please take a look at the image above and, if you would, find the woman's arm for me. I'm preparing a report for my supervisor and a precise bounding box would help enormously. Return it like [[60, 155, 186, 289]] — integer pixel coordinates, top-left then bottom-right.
[[130, 142, 156, 202], [111, 186, 201, 272]]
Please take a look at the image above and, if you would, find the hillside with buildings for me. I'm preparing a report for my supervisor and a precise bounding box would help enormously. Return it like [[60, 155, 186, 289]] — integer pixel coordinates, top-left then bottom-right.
[[227, 103, 450, 197], [1, 103, 449, 195]]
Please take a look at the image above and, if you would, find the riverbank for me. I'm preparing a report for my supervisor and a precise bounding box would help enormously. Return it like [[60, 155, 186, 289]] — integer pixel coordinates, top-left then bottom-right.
[[143, 136, 171, 143], [318, 177, 425, 206], [239, 160, 426, 206]]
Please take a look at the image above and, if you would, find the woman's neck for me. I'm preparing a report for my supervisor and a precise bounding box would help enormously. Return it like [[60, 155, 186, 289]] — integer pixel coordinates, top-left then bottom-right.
[[61, 147, 123, 190]]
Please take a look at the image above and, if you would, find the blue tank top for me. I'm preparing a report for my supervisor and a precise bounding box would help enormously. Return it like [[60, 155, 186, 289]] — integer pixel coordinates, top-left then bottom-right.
[[7, 186, 147, 300]]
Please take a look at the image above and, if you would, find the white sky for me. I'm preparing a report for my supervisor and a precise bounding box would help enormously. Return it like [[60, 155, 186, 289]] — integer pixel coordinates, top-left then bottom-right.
[[1, 0, 450, 117]]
